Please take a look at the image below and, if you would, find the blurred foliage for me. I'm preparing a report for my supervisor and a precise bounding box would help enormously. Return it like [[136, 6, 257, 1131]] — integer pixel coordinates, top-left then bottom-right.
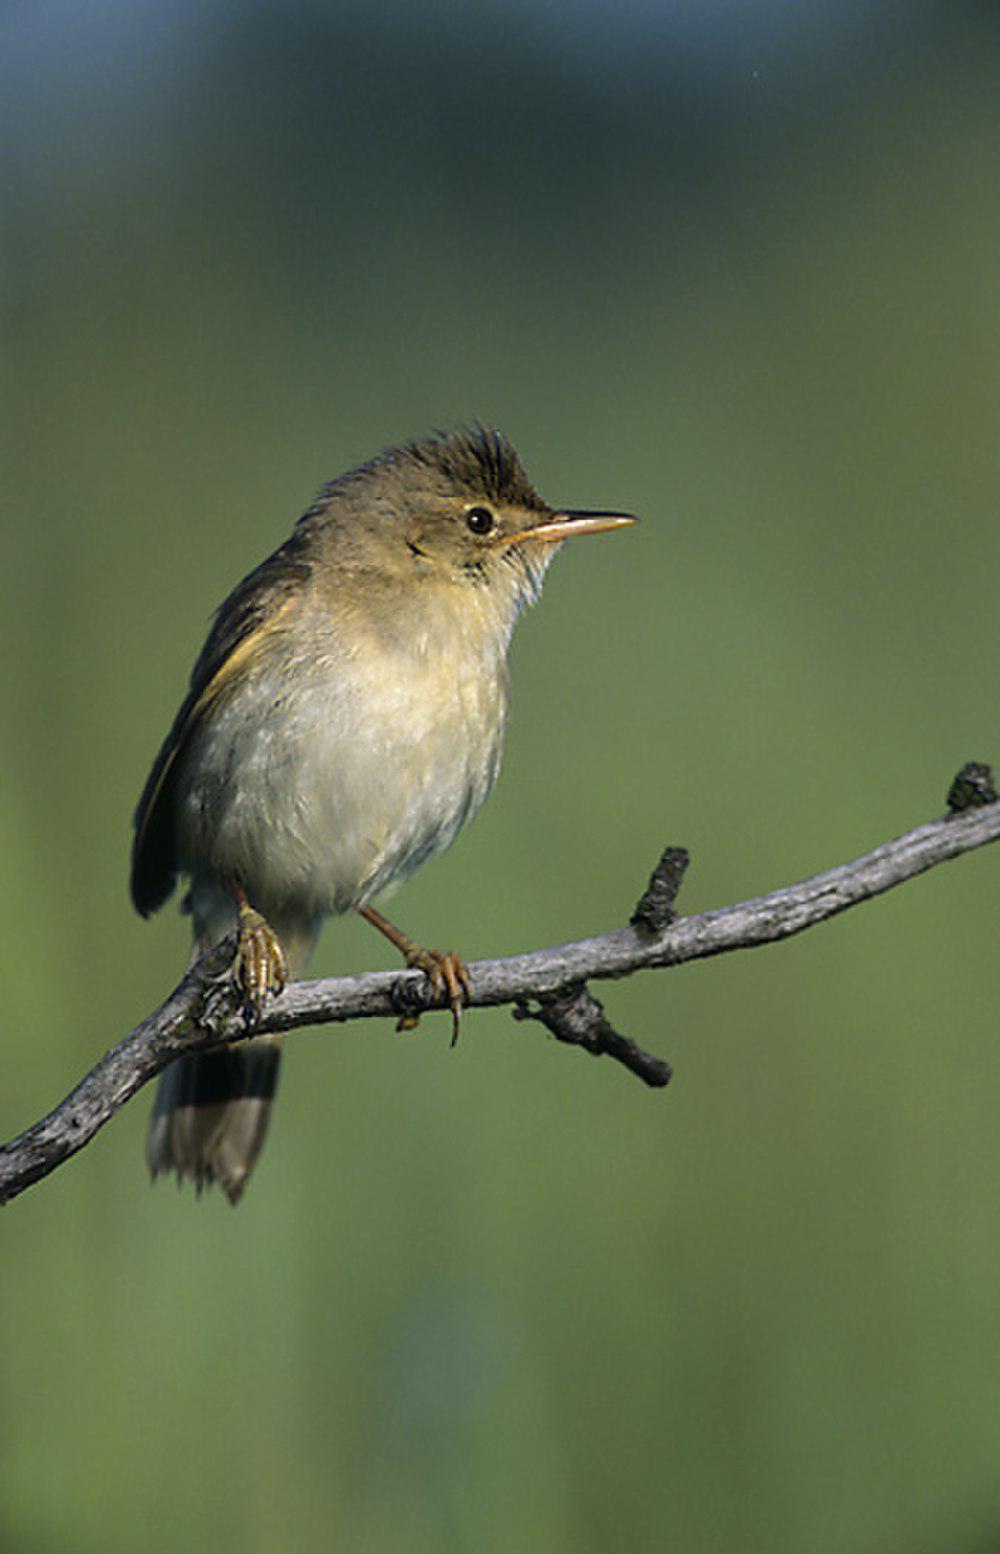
[[2, 2, 1000, 1550]]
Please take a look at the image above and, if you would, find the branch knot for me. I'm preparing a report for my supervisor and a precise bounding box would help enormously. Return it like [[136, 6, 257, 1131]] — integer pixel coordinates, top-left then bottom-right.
[[946, 762, 998, 816]]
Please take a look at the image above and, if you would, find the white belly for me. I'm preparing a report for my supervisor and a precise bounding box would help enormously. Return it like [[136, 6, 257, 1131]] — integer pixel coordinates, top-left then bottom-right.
[[176, 625, 507, 919]]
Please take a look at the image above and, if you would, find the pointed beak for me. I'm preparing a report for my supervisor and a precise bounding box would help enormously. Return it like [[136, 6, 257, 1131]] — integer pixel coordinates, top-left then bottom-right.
[[503, 509, 638, 545]]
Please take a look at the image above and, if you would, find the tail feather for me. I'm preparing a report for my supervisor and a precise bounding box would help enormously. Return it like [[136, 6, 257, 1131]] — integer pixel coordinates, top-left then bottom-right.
[[146, 1037, 282, 1205], [147, 890, 317, 1203]]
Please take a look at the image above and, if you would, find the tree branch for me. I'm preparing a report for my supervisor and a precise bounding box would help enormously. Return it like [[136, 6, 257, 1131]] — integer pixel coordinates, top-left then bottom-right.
[[2, 770, 998, 1206]]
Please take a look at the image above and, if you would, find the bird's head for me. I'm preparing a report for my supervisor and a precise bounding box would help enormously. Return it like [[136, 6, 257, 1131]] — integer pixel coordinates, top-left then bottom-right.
[[306, 425, 636, 613]]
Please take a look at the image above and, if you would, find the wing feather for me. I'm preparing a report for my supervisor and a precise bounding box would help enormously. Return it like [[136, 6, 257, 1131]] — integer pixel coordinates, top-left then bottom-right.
[[130, 540, 312, 916]]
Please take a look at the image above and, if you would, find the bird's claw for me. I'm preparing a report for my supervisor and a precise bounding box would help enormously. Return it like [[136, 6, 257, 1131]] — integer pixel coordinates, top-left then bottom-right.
[[398, 947, 471, 1045], [235, 898, 286, 1029]]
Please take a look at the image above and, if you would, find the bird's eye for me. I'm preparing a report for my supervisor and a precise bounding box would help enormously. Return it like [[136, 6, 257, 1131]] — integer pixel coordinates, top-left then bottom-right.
[[465, 506, 496, 536]]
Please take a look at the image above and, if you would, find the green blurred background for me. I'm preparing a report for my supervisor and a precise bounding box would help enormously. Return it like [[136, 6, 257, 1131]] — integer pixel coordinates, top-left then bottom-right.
[[3, 2, 1000, 1549]]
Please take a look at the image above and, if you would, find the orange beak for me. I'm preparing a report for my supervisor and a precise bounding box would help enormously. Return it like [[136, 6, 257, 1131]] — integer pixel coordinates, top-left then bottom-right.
[[504, 509, 638, 545]]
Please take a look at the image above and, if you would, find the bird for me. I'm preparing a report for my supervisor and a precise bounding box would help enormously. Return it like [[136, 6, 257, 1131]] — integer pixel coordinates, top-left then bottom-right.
[[131, 426, 635, 1203]]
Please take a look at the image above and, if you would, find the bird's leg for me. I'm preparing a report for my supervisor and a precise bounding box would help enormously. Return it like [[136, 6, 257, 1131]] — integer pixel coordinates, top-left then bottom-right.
[[233, 883, 287, 1027], [358, 904, 470, 1044]]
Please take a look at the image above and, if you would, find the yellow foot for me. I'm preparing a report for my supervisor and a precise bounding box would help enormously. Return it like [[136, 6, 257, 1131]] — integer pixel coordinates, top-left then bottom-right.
[[234, 889, 286, 1027], [357, 905, 471, 1043], [398, 946, 471, 1045]]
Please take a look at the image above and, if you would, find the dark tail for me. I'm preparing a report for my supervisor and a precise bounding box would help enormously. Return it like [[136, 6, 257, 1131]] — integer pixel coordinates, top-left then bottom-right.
[[146, 1036, 281, 1205]]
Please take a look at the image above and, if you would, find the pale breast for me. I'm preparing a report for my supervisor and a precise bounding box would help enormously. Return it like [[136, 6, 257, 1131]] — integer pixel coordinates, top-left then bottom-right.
[[175, 598, 509, 919]]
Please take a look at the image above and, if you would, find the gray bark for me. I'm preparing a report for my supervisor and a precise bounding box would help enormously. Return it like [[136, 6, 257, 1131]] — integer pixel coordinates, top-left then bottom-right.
[[2, 782, 997, 1207]]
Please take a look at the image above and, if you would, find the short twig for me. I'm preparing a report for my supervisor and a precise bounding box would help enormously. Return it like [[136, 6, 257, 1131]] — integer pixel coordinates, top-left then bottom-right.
[[514, 984, 672, 1087], [631, 846, 690, 933]]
